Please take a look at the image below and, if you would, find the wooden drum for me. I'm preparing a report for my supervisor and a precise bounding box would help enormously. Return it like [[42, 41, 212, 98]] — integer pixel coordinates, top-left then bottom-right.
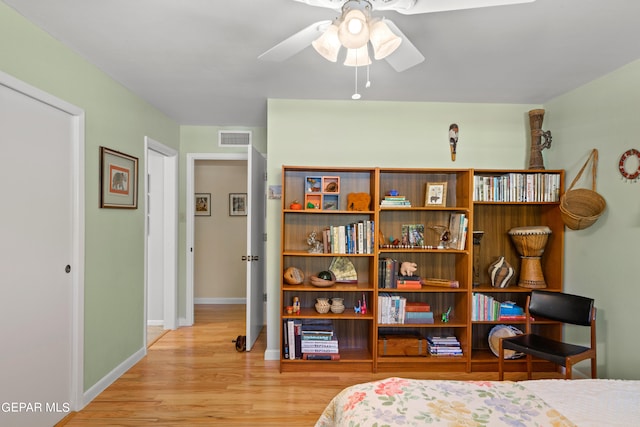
[[508, 226, 552, 288]]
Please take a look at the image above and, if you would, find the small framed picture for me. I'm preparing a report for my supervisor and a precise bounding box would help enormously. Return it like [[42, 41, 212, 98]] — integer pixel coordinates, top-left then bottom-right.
[[229, 193, 247, 216], [425, 182, 447, 207], [99, 146, 138, 209], [195, 193, 211, 216]]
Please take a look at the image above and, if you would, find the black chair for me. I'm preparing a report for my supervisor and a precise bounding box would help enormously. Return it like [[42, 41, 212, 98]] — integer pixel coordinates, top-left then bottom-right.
[[498, 290, 596, 380]]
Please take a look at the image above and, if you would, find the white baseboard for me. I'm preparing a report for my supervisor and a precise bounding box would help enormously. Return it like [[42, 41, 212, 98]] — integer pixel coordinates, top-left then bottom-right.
[[146, 320, 164, 326], [264, 348, 280, 361], [194, 297, 246, 304], [81, 346, 146, 409]]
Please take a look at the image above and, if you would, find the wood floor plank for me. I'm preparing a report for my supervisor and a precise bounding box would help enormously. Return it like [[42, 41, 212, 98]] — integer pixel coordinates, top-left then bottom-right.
[[59, 304, 558, 426]]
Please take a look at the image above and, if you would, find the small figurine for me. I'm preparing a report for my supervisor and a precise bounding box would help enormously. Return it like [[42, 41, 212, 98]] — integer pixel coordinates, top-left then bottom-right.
[[306, 230, 323, 253], [361, 293, 367, 315], [442, 306, 452, 323], [292, 297, 300, 314], [400, 261, 418, 277], [354, 300, 361, 314]]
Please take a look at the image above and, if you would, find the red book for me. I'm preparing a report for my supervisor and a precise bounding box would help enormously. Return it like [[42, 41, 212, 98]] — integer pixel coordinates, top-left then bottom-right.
[[405, 302, 431, 312], [397, 280, 421, 290]]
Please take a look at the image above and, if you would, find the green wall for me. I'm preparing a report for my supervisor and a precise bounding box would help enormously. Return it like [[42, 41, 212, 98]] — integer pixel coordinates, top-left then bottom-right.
[[0, 3, 180, 390], [545, 59, 640, 379], [264, 99, 543, 359]]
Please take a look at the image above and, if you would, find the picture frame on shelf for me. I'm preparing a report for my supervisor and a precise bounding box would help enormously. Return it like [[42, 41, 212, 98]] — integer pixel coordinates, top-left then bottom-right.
[[229, 193, 247, 216], [425, 182, 447, 206], [99, 146, 138, 209], [195, 193, 211, 216]]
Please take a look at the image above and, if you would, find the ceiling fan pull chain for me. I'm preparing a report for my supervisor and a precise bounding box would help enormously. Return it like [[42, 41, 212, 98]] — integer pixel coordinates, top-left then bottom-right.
[[352, 64, 361, 99]]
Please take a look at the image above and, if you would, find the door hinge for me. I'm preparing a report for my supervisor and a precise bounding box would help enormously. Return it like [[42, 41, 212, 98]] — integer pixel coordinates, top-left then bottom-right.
[[263, 232, 267, 241]]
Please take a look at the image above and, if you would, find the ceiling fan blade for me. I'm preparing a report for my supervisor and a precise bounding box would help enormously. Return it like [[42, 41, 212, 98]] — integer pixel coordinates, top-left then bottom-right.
[[292, 0, 343, 11], [382, 19, 425, 72], [395, 0, 535, 15], [258, 20, 332, 62]]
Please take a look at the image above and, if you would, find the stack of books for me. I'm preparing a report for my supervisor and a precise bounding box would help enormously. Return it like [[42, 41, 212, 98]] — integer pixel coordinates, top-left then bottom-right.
[[380, 195, 412, 207], [427, 336, 463, 356], [498, 301, 526, 321], [404, 301, 434, 324], [299, 324, 340, 360], [397, 275, 422, 290]]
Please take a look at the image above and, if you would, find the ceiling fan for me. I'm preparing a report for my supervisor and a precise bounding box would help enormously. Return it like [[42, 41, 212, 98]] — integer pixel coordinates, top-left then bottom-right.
[[259, 0, 535, 72]]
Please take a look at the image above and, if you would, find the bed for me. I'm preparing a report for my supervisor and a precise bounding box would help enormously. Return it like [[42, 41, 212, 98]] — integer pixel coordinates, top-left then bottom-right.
[[315, 377, 640, 427]]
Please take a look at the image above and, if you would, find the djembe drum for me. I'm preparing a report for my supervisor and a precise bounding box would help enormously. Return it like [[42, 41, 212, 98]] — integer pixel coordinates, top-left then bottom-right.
[[508, 226, 552, 288]]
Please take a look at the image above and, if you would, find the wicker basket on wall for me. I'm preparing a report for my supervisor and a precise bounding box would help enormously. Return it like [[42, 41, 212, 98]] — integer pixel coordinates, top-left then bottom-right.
[[560, 149, 606, 230]]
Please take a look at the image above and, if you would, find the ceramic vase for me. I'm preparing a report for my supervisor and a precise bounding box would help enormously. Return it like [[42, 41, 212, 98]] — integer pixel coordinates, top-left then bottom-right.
[[330, 297, 345, 314], [315, 297, 330, 314], [488, 256, 514, 288]]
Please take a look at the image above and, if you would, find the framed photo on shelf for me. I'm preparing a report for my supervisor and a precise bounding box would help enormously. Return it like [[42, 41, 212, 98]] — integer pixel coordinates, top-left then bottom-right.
[[195, 193, 211, 216], [229, 193, 247, 216], [99, 146, 138, 209], [425, 182, 447, 207]]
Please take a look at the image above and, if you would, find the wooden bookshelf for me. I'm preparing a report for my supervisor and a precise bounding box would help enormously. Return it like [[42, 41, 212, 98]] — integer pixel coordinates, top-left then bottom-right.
[[280, 167, 564, 374]]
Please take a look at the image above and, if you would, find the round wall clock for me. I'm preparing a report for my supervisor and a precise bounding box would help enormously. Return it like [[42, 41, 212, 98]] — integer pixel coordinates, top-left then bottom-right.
[[618, 148, 640, 181]]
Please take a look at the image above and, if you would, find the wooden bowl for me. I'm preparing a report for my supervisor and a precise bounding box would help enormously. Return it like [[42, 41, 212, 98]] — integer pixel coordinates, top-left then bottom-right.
[[309, 275, 335, 288]]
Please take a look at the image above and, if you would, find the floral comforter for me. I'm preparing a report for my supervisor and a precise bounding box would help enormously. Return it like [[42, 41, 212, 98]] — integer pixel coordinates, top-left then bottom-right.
[[315, 377, 576, 427]]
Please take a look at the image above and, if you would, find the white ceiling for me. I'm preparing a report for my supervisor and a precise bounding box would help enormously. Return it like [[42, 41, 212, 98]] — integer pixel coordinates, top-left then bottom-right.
[[5, 0, 640, 127]]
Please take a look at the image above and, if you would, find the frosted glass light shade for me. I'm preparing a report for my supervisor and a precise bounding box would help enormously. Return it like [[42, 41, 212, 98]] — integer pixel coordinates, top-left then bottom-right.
[[338, 9, 369, 49], [343, 45, 371, 67], [312, 23, 341, 62], [369, 19, 402, 60]]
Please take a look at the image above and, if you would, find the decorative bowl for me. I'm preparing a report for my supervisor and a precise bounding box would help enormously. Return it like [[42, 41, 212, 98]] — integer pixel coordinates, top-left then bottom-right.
[[309, 275, 335, 288]]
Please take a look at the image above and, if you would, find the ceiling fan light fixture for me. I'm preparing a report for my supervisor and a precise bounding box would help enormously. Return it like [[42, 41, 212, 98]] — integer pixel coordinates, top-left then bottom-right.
[[369, 18, 402, 60], [343, 45, 371, 67], [338, 9, 369, 48], [312, 23, 341, 62]]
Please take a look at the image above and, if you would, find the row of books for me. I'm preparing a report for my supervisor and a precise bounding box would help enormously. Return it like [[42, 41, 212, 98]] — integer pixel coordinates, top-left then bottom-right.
[[447, 213, 468, 250], [427, 336, 463, 356], [380, 195, 412, 207], [321, 220, 375, 254], [378, 295, 435, 324], [471, 294, 526, 321], [284, 320, 340, 360], [473, 173, 561, 202]]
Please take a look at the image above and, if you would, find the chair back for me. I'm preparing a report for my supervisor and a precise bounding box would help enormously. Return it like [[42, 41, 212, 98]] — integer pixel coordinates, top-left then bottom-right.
[[528, 290, 594, 326]]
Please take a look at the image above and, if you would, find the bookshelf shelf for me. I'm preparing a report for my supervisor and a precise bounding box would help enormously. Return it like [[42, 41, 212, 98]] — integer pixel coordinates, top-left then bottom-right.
[[280, 166, 564, 375]]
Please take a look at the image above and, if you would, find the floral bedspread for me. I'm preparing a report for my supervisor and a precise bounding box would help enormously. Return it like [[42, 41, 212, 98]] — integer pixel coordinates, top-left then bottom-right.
[[315, 377, 576, 427]]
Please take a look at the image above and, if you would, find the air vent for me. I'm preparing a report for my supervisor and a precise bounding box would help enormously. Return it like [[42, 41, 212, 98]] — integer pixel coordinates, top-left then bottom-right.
[[218, 130, 251, 147]]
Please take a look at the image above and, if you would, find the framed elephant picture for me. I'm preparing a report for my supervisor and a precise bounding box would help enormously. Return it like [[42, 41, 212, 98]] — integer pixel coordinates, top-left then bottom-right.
[[425, 182, 447, 207], [99, 146, 139, 209]]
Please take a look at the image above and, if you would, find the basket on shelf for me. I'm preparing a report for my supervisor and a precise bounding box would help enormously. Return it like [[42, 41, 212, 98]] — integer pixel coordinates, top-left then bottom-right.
[[560, 149, 606, 230]]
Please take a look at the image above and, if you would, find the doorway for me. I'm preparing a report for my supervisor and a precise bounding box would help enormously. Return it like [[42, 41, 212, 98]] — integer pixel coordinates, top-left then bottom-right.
[[185, 151, 265, 349]]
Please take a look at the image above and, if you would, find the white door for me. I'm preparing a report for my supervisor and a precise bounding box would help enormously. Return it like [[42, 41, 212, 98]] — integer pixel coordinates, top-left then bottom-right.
[[147, 148, 165, 326], [245, 146, 266, 350], [0, 82, 76, 425], [145, 138, 178, 332]]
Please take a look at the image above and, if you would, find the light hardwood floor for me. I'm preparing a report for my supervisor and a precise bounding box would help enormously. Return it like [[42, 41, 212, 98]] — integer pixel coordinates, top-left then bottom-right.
[[59, 304, 557, 426]]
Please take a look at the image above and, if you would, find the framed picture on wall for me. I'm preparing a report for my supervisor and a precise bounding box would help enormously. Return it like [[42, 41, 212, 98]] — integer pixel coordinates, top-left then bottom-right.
[[195, 193, 211, 216], [425, 182, 447, 207], [99, 146, 138, 209], [229, 193, 247, 216]]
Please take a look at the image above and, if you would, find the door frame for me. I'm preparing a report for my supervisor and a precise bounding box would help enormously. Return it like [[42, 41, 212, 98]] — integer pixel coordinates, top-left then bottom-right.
[[0, 70, 85, 410], [144, 137, 178, 338], [185, 152, 247, 325]]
